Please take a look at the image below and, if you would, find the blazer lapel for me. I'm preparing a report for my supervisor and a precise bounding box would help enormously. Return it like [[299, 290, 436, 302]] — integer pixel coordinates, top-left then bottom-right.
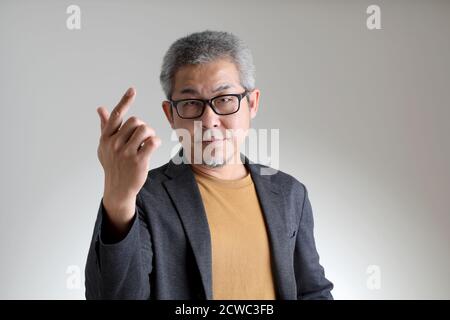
[[247, 161, 297, 300], [162, 151, 213, 300]]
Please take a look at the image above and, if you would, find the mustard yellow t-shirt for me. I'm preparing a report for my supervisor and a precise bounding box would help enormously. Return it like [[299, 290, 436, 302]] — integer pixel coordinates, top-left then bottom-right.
[[192, 166, 276, 300]]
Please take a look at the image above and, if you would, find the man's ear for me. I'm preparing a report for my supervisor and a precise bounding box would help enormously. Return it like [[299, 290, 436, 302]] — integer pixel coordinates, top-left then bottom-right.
[[248, 89, 260, 119], [162, 101, 175, 129]]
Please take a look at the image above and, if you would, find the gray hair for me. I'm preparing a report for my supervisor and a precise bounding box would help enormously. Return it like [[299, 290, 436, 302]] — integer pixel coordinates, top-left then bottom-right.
[[159, 30, 255, 99]]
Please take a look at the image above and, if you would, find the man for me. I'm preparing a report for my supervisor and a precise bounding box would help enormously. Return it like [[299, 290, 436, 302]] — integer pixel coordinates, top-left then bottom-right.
[[85, 30, 333, 300]]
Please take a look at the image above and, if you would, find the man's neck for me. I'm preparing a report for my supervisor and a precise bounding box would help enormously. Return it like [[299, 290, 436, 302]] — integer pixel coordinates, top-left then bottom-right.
[[190, 154, 248, 180]]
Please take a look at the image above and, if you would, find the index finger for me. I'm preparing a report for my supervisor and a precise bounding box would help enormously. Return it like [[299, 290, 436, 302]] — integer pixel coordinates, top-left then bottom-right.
[[103, 87, 136, 136]]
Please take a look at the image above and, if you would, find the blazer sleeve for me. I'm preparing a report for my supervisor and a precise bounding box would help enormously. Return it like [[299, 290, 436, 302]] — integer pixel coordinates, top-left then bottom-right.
[[294, 184, 334, 300], [84, 193, 153, 299]]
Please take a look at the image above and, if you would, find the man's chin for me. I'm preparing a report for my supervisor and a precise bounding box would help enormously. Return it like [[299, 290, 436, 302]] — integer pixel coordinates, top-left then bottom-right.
[[202, 150, 237, 168], [202, 159, 226, 168], [202, 153, 226, 168]]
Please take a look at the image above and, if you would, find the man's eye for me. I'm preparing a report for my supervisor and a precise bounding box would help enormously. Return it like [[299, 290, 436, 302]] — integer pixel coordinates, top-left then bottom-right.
[[183, 101, 200, 106]]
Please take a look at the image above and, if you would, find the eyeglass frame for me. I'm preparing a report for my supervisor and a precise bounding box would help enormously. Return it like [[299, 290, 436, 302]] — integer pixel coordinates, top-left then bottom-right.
[[168, 90, 250, 119]]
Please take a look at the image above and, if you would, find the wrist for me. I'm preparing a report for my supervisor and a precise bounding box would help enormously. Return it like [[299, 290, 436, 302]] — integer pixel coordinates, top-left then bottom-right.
[[102, 193, 136, 222]]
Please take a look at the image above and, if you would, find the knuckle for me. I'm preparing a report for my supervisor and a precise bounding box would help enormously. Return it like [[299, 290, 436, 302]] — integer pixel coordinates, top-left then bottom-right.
[[128, 116, 140, 126], [132, 154, 142, 164], [111, 110, 120, 118], [112, 139, 122, 152], [123, 148, 133, 158], [144, 137, 154, 146], [147, 136, 160, 148], [141, 125, 152, 136], [133, 125, 145, 137]]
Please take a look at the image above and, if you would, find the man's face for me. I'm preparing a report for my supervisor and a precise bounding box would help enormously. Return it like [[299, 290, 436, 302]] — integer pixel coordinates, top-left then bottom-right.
[[162, 58, 260, 167]]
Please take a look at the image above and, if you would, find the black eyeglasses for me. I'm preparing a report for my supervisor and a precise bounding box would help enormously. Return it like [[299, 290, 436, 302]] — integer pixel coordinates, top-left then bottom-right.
[[169, 91, 249, 119]]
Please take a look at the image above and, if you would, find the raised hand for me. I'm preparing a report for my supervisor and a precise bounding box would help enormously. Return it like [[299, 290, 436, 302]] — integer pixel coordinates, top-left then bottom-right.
[[96, 87, 161, 235]]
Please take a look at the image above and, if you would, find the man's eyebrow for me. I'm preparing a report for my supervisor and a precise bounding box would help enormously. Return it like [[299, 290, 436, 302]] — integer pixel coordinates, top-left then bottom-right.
[[212, 84, 234, 92], [178, 84, 234, 96], [179, 88, 199, 95]]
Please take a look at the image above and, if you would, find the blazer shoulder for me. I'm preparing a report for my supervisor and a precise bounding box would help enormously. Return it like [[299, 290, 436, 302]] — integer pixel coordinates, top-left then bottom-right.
[[147, 161, 170, 180], [251, 163, 307, 195]]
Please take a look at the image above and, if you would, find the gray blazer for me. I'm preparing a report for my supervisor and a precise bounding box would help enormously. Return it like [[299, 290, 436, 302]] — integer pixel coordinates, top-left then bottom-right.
[[85, 150, 333, 300]]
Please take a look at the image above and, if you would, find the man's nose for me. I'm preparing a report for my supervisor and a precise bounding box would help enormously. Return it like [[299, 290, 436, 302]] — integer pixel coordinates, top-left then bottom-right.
[[200, 103, 221, 128]]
